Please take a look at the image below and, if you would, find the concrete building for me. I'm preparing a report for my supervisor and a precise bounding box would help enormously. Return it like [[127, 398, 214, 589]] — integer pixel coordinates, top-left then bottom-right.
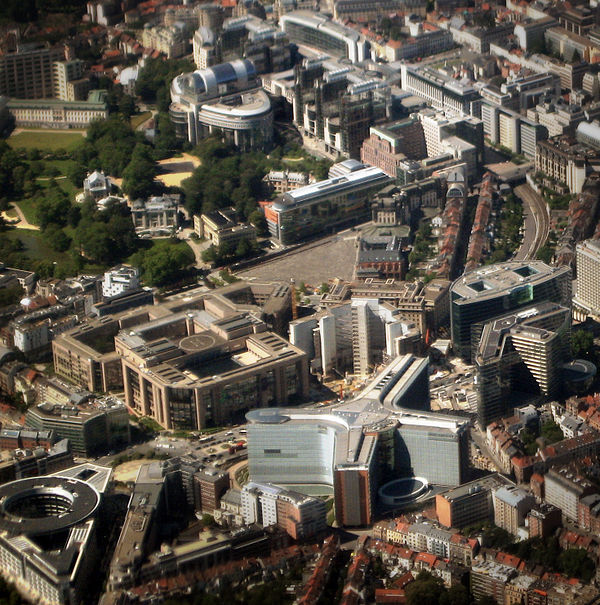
[[575, 239, 600, 316], [194, 467, 230, 513], [0, 464, 111, 605], [263, 170, 313, 194], [475, 303, 571, 427], [450, 261, 572, 360], [247, 356, 469, 527], [0, 43, 64, 99], [514, 17, 558, 50], [535, 136, 589, 195], [25, 397, 130, 456], [241, 482, 327, 539], [53, 60, 88, 101], [435, 474, 509, 528], [116, 299, 307, 429], [83, 170, 114, 200], [400, 64, 482, 118], [130, 195, 180, 233], [194, 207, 257, 248], [493, 486, 535, 535], [544, 466, 594, 521], [141, 23, 191, 59], [169, 59, 273, 149], [279, 11, 369, 63]]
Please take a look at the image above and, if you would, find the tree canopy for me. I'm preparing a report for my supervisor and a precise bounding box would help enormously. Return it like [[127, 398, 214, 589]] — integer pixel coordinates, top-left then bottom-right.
[[131, 240, 195, 288]]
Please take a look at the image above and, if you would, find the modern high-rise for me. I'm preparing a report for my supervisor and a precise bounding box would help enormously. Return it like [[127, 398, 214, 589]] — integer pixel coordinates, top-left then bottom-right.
[[575, 239, 600, 315], [450, 261, 572, 360], [0, 43, 64, 99], [475, 302, 571, 427]]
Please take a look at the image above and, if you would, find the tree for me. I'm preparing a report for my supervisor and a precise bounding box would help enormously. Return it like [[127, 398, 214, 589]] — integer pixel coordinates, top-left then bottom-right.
[[42, 224, 71, 252], [558, 548, 595, 582], [132, 241, 195, 287], [35, 184, 71, 229], [249, 209, 268, 236], [540, 421, 563, 444], [235, 238, 251, 258], [0, 284, 23, 308], [121, 144, 158, 199], [405, 571, 448, 605], [572, 329, 595, 361]]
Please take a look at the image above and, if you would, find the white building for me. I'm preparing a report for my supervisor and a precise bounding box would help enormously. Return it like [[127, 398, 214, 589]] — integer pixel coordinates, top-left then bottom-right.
[[101, 265, 140, 299]]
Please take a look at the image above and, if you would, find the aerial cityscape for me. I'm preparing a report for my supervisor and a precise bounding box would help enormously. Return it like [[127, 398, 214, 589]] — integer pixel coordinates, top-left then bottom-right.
[[5, 0, 600, 603]]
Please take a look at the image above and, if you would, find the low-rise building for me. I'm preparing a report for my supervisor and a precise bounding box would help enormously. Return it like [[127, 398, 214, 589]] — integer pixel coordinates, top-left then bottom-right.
[[130, 194, 180, 233], [7, 96, 108, 129], [102, 265, 140, 300], [194, 207, 257, 248]]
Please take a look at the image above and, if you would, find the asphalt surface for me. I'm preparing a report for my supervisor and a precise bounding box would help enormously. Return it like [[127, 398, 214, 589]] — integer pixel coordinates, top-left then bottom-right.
[[514, 184, 550, 261]]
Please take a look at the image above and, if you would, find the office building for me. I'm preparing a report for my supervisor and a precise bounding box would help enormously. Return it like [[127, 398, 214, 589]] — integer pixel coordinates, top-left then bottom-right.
[[241, 482, 327, 539], [247, 356, 469, 527], [436, 474, 512, 528], [194, 207, 257, 248], [194, 467, 230, 513], [265, 162, 391, 245], [333, 0, 425, 21], [575, 239, 600, 316], [0, 464, 111, 605], [0, 43, 64, 99], [493, 486, 535, 535], [514, 17, 558, 51], [475, 303, 571, 427], [25, 397, 130, 456], [116, 300, 307, 430], [169, 59, 273, 149], [450, 261, 572, 360], [400, 64, 481, 118], [280, 12, 369, 63]]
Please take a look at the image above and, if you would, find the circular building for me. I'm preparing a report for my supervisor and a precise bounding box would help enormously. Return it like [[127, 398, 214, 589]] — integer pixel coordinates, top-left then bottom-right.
[[562, 359, 597, 394], [0, 476, 100, 537], [378, 477, 429, 507]]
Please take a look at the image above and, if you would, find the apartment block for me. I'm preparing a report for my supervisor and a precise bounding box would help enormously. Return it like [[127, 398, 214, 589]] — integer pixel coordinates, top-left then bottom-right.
[[493, 486, 535, 535], [0, 43, 63, 98], [575, 239, 600, 315], [544, 467, 595, 521]]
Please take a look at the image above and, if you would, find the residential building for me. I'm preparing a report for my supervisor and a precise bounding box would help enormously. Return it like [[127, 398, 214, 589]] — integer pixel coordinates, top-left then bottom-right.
[[102, 265, 140, 300], [0, 43, 63, 99], [130, 195, 180, 233], [241, 482, 327, 539], [471, 560, 517, 603], [141, 24, 191, 59], [544, 466, 595, 521], [535, 136, 590, 194], [53, 59, 88, 101], [493, 486, 535, 535], [527, 503, 561, 538]]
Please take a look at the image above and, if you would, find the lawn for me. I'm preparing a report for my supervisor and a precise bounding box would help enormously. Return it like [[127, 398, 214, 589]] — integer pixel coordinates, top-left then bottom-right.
[[14, 198, 39, 225], [8, 130, 85, 152], [3, 228, 73, 266], [130, 111, 152, 130]]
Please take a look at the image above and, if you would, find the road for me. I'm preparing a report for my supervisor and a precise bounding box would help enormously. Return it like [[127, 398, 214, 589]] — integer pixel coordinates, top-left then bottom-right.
[[513, 184, 550, 261]]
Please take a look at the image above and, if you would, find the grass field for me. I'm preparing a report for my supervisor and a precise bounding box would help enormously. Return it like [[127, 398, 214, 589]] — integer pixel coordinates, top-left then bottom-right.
[[8, 130, 85, 152], [130, 111, 152, 130], [4, 228, 73, 266], [14, 198, 38, 225]]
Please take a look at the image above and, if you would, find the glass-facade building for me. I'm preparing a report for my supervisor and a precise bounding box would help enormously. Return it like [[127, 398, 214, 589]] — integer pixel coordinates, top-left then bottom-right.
[[450, 262, 571, 360]]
